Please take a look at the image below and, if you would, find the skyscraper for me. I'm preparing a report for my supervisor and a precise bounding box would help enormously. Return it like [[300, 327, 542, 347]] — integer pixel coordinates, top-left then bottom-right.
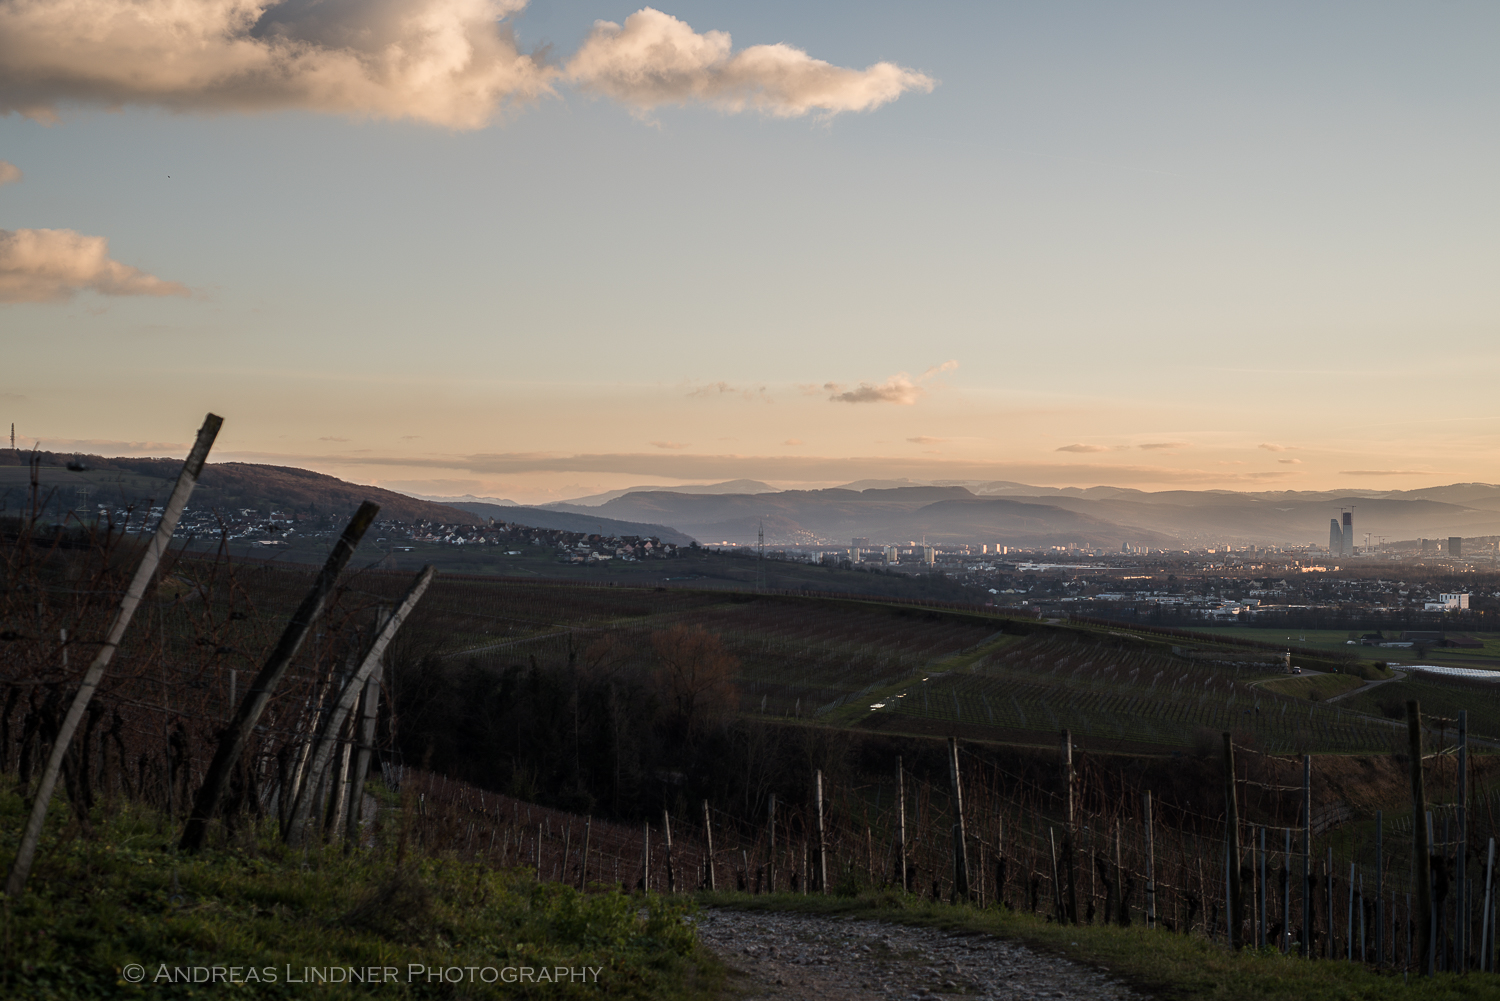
[[1342, 512, 1354, 557], [1449, 536, 1463, 558], [1329, 519, 1341, 554]]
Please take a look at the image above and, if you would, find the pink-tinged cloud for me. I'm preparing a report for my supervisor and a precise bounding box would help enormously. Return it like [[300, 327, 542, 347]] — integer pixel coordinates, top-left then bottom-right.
[[0, 161, 20, 186], [908, 436, 948, 444], [1258, 442, 1295, 452], [650, 440, 689, 449], [782, 439, 803, 446], [0, 0, 552, 128], [1138, 441, 1189, 451], [0, 228, 188, 303], [1278, 458, 1301, 464], [566, 8, 933, 118], [827, 360, 957, 405], [1340, 469, 1431, 476], [1056, 444, 1107, 453]]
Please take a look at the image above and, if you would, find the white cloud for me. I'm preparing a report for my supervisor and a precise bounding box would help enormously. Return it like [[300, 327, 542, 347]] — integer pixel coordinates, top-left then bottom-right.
[[0, 161, 20, 186], [566, 7, 933, 118], [0, 228, 189, 303], [827, 359, 957, 405], [0, 0, 551, 128]]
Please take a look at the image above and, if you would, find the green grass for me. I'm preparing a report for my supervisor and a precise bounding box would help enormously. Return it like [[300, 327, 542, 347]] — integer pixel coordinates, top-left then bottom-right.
[[1258, 673, 1366, 700], [697, 890, 1496, 1001], [0, 784, 722, 1000], [1188, 626, 1500, 668]]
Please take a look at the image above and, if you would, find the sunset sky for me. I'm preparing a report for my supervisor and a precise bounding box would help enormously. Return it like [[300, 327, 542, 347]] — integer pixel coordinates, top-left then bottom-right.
[[3, 1, 1497, 505]]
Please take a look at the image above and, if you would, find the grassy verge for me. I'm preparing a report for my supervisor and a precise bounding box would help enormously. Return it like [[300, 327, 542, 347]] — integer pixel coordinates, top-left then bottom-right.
[[1258, 673, 1367, 700], [695, 890, 1496, 1001], [0, 783, 722, 1000]]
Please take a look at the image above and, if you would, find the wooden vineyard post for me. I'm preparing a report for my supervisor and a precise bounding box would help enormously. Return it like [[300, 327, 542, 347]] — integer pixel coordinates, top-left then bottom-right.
[[897, 757, 908, 892], [1060, 729, 1077, 923], [1302, 754, 1312, 958], [663, 811, 675, 893], [702, 800, 716, 891], [581, 817, 591, 890], [535, 823, 542, 882], [948, 737, 971, 902], [1376, 811, 1383, 965], [815, 770, 828, 894], [1048, 828, 1063, 922], [1408, 701, 1432, 975], [1480, 838, 1495, 971], [1259, 827, 1267, 948], [767, 793, 777, 892], [1284, 828, 1292, 953], [283, 565, 436, 846], [1143, 791, 1156, 930], [5, 414, 221, 897], [643, 822, 651, 895], [1115, 818, 1125, 926], [1457, 710, 1468, 971], [1223, 733, 1243, 949], [183, 501, 382, 852], [344, 670, 382, 845]]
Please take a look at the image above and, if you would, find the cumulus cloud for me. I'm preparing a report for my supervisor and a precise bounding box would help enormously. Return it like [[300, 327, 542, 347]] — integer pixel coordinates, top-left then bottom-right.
[[0, 0, 551, 127], [0, 2, 931, 127], [0, 161, 20, 185], [0, 228, 188, 303], [566, 7, 933, 118], [1056, 444, 1107, 453], [827, 360, 957, 405]]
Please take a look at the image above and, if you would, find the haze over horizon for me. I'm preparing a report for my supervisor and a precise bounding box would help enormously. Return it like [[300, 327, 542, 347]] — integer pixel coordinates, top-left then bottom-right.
[[4, 1, 1498, 506]]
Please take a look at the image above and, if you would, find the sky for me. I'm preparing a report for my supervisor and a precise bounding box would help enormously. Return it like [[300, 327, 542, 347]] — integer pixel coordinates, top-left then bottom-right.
[[2, 1, 1498, 505]]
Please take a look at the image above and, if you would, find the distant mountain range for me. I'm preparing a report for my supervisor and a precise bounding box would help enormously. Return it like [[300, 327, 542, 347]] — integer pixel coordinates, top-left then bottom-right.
[[445, 501, 695, 546], [538, 481, 1500, 548]]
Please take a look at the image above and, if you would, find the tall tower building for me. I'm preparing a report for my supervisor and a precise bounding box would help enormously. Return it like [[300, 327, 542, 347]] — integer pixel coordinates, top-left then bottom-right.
[[1341, 512, 1354, 557], [1329, 519, 1341, 555]]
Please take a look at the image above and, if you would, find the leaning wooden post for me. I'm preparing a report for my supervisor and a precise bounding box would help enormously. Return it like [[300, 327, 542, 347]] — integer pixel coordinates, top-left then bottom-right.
[[5, 413, 221, 897], [1480, 837, 1495, 972], [702, 800, 716, 891], [663, 810, 676, 893], [897, 756, 908, 892], [182, 501, 381, 852], [948, 737, 971, 902], [1223, 733, 1243, 949], [1408, 700, 1433, 975], [283, 565, 436, 846], [1375, 811, 1383, 964], [815, 770, 828, 894], [767, 793, 777, 892], [1457, 710, 1468, 971], [580, 817, 591, 890], [344, 670, 383, 843]]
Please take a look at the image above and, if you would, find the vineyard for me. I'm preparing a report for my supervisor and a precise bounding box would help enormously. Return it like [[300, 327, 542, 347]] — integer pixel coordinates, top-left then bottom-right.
[[6, 450, 1500, 990]]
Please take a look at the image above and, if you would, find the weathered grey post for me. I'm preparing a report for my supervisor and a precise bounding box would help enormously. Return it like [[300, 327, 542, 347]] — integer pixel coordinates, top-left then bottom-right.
[[948, 737, 971, 902], [183, 501, 381, 851], [702, 800, 716, 891], [1458, 710, 1468, 970], [1284, 828, 1292, 953], [642, 822, 651, 894], [1144, 791, 1156, 930], [344, 671, 382, 842], [663, 811, 675, 893], [1480, 838, 1495, 971], [283, 565, 436, 846], [815, 769, 828, 894], [1408, 700, 1433, 975], [1259, 826, 1267, 948], [897, 757, 908, 892], [767, 793, 777, 892], [1223, 733, 1243, 949], [1049, 828, 1063, 922], [6, 414, 221, 897]]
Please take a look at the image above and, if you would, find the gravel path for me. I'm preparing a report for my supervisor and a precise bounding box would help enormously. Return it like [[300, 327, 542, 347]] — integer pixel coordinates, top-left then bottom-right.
[[694, 908, 1150, 1001]]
